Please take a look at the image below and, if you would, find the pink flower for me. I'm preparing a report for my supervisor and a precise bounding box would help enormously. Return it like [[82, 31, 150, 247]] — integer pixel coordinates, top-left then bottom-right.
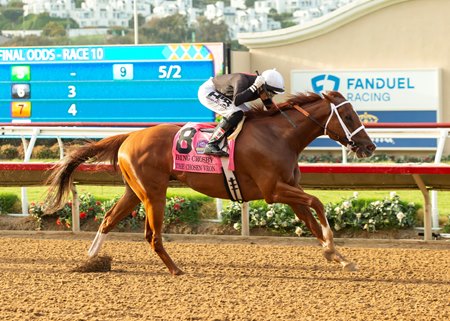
[[96, 201, 101, 206], [131, 210, 137, 218], [66, 222, 71, 228], [173, 203, 181, 211], [80, 212, 87, 219], [56, 218, 62, 226]]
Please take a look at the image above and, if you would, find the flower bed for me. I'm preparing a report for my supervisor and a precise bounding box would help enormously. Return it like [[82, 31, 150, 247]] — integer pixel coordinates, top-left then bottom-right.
[[26, 191, 420, 237], [220, 192, 418, 236]]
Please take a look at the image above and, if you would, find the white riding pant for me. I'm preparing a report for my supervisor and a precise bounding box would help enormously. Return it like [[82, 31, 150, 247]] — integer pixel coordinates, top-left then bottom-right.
[[198, 78, 251, 118]]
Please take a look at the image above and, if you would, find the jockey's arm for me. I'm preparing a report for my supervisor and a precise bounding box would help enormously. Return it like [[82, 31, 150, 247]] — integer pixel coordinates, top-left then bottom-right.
[[232, 76, 260, 106], [258, 90, 277, 110]]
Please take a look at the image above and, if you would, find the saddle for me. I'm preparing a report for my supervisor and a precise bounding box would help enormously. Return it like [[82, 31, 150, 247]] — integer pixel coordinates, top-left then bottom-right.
[[172, 120, 245, 202]]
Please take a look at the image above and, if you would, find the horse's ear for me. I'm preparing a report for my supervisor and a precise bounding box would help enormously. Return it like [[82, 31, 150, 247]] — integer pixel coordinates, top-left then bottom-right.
[[322, 92, 331, 101]]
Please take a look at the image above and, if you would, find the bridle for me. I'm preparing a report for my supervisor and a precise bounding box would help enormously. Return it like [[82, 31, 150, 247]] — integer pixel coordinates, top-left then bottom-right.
[[289, 100, 366, 149]]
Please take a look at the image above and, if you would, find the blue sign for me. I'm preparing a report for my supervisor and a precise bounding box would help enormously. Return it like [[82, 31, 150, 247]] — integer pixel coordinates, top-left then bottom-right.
[[0, 44, 218, 124], [292, 69, 441, 149]]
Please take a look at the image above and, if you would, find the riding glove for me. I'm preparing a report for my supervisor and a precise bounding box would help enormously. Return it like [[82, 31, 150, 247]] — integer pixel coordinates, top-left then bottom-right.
[[249, 75, 266, 92]]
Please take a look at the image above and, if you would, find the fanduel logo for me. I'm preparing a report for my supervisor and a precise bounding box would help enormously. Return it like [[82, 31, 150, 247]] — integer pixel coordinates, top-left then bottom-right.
[[311, 74, 340, 93]]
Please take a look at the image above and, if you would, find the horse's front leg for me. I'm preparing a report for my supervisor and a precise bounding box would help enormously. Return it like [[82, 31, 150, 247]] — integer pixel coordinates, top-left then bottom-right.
[[271, 181, 357, 271]]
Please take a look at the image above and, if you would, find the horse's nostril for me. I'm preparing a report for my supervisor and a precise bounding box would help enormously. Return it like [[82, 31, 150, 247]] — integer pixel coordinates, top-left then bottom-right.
[[368, 144, 376, 151]]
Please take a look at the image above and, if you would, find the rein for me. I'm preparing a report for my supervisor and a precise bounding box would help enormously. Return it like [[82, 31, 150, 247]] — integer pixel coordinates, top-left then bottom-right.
[[279, 100, 365, 148]]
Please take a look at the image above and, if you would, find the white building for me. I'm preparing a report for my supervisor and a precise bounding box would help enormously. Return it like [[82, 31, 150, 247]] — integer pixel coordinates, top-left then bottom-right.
[[24, 0, 73, 18], [19, 0, 356, 39], [23, 0, 152, 28]]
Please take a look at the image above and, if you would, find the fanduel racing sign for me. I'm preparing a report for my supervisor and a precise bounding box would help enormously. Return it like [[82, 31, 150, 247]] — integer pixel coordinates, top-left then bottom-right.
[[291, 69, 441, 149]]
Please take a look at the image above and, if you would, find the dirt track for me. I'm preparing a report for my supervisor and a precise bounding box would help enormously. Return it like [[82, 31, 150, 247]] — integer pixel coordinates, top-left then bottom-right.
[[0, 231, 449, 321]]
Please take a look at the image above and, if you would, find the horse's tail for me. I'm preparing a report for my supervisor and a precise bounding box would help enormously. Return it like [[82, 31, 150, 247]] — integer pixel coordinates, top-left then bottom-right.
[[44, 133, 130, 214]]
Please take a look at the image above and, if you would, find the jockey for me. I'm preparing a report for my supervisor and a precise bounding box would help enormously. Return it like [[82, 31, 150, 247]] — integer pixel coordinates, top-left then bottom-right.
[[198, 69, 285, 157]]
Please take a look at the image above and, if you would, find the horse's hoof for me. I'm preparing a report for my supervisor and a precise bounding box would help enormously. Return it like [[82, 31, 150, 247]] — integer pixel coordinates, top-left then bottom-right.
[[171, 268, 184, 276], [323, 249, 334, 262], [342, 262, 358, 272]]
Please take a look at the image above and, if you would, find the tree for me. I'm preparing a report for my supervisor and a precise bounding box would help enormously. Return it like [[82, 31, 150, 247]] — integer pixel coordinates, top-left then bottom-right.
[[268, 10, 295, 28], [128, 13, 146, 28], [1, 7, 24, 23], [23, 13, 79, 30], [42, 21, 66, 37], [194, 17, 229, 43], [141, 14, 194, 43], [245, 0, 254, 8]]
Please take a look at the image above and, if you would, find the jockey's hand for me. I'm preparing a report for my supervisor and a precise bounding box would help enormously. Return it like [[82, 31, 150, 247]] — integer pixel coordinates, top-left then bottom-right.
[[253, 75, 265, 88], [249, 76, 266, 93]]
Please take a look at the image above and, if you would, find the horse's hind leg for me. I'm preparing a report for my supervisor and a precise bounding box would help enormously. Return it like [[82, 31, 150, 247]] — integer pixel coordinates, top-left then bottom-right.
[[88, 185, 140, 257]]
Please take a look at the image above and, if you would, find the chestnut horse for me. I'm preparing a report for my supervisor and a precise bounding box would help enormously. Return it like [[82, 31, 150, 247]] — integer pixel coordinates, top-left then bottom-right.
[[45, 91, 376, 275]]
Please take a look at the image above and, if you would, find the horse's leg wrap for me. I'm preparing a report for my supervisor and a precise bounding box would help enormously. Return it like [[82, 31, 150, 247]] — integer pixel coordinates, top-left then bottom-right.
[[87, 186, 139, 258], [88, 230, 108, 257]]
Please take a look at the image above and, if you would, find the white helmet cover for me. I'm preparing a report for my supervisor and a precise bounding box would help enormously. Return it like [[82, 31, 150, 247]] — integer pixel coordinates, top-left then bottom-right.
[[261, 69, 285, 94]]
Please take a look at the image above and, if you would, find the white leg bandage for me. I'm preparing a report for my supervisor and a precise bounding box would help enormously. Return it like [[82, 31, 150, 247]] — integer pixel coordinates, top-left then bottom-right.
[[87, 231, 108, 258]]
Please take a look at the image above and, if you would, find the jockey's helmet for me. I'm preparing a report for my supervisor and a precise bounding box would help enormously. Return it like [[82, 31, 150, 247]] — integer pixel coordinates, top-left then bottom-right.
[[261, 69, 285, 94]]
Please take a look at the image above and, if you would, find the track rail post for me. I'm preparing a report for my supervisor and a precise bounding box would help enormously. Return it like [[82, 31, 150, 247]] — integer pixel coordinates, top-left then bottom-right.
[[412, 174, 432, 241], [70, 184, 80, 233]]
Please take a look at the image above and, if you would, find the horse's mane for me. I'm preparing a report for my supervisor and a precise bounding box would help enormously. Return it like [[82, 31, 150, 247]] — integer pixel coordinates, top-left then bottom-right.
[[245, 91, 345, 119]]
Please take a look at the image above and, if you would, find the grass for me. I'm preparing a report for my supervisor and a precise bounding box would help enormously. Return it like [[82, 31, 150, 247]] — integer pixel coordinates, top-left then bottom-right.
[[3, 186, 449, 223]]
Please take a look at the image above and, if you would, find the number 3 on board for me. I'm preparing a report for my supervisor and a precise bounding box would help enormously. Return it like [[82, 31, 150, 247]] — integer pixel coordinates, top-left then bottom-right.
[[68, 104, 77, 116]]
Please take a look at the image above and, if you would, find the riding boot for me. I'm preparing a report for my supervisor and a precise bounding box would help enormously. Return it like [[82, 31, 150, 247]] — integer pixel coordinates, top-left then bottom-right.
[[204, 118, 232, 157]]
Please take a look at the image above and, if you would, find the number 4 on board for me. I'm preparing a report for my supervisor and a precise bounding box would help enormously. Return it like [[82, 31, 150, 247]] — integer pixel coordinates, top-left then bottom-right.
[[68, 104, 77, 116]]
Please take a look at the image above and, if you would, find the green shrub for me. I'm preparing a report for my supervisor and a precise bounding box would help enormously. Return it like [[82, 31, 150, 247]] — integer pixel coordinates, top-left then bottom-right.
[[164, 196, 201, 225], [0, 144, 19, 159], [220, 201, 307, 236], [32, 145, 59, 159], [443, 216, 450, 233], [28, 193, 203, 230], [0, 193, 20, 214], [325, 192, 417, 231], [221, 192, 418, 235]]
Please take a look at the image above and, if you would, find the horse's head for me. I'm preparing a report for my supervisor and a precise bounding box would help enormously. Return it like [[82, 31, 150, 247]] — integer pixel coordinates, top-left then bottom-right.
[[322, 91, 376, 158]]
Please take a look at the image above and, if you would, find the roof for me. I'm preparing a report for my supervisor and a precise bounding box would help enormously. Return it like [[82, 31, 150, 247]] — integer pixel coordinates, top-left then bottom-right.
[[237, 0, 409, 48]]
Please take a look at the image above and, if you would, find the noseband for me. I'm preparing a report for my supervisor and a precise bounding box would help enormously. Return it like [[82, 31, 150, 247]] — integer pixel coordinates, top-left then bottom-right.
[[324, 101, 366, 146], [291, 100, 365, 149]]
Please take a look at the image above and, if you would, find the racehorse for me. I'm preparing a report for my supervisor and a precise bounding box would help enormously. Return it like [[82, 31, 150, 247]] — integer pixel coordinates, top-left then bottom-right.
[[45, 91, 376, 275]]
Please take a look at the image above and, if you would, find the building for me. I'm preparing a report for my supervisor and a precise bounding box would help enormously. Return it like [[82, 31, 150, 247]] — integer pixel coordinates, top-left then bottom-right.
[[20, 0, 356, 39]]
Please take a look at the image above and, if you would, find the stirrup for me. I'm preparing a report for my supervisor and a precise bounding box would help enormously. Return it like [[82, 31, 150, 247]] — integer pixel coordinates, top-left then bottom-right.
[[204, 144, 228, 157]]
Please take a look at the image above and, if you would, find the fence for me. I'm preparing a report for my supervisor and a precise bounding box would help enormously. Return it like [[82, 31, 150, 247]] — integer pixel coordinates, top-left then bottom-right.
[[1, 162, 450, 241], [1, 123, 450, 240]]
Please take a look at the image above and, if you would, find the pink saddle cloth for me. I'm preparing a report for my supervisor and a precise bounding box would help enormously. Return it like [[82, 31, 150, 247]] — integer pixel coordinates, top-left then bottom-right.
[[172, 122, 236, 173]]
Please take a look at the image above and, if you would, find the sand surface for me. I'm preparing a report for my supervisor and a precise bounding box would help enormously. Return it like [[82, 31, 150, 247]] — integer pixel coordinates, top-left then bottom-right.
[[0, 231, 449, 321]]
